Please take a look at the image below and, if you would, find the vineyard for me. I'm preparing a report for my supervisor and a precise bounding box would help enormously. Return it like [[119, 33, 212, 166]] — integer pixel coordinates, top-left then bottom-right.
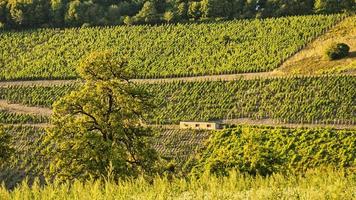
[[0, 76, 355, 125], [0, 10, 355, 196], [0, 15, 343, 80], [0, 126, 210, 188], [190, 126, 356, 176], [142, 75, 356, 124], [0, 84, 78, 108], [153, 129, 210, 165], [1, 125, 356, 192], [0, 111, 48, 124]]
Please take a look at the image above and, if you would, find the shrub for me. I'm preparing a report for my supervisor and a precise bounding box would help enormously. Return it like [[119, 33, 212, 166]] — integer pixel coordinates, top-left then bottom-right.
[[188, 126, 356, 177], [325, 43, 350, 60]]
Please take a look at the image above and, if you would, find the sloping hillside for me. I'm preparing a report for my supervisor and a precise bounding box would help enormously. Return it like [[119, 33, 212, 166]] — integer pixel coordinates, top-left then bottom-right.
[[0, 15, 342, 80], [276, 16, 356, 75]]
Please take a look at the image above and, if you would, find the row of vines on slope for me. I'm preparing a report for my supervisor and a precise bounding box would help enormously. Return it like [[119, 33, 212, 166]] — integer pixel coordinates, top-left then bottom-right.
[[0, 126, 210, 188], [144, 75, 356, 124], [0, 15, 343, 80], [0, 76, 354, 125], [0, 111, 48, 124]]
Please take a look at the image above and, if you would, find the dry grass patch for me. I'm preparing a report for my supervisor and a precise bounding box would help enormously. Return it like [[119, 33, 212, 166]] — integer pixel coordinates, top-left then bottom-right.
[[275, 16, 356, 75]]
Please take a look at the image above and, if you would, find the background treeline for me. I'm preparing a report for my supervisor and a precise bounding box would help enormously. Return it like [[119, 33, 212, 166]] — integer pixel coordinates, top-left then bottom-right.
[[0, 0, 354, 29]]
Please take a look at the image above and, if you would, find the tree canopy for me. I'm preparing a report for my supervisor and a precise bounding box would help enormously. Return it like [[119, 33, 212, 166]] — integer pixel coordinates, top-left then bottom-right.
[[41, 51, 159, 181]]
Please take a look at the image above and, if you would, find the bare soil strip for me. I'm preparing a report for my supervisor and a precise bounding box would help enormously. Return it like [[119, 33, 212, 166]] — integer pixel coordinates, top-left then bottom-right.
[[0, 100, 52, 116], [0, 72, 276, 87]]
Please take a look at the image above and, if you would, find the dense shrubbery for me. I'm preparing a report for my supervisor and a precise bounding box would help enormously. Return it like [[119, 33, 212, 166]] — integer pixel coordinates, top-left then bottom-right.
[[325, 42, 350, 60], [188, 126, 356, 176], [0, 15, 342, 80], [0, 0, 354, 29]]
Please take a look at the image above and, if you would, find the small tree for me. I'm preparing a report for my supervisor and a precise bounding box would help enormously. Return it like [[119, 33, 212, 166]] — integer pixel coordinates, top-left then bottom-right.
[[41, 51, 159, 182], [134, 1, 159, 24], [188, 1, 202, 20], [163, 10, 174, 23], [325, 43, 350, 60]]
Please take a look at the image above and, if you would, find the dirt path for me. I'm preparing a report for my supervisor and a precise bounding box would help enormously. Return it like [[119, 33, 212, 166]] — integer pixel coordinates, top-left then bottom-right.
[[0, 72, 276, 87], [0, 100, 52, 116], [1, 72, 355, 87]]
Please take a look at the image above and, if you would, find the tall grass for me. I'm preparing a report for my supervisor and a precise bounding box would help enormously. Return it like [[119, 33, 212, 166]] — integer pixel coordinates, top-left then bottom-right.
[[1, 169, 355, 200]]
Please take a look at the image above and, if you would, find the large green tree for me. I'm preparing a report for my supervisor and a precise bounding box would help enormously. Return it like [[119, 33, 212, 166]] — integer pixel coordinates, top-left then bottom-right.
[[7, 0, 50, 26], [314, 0, 353, 13], [41, 51, 159, 181]]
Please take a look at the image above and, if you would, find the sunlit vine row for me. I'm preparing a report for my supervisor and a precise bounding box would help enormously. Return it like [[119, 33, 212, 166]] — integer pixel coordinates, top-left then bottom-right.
[[0, 14, 343, 80]]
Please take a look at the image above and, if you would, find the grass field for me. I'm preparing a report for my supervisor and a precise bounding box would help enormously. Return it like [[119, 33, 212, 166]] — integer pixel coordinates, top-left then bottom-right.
[[0, 169, 355, 200]]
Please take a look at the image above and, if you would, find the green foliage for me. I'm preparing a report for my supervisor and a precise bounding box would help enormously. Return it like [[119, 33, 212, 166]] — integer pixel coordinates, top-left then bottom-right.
[[201, 0, 232, 18], [0, 15, 342, 80], [189, 126, 356, 176], [1, 169, 356, 199], [188, 1, 201, 20], [143, 76, 355, 124], [0, 84, 77, 107], [40, 52, 160, 182], [0, 76, 355, 125], [325, 42, 350, 60], [7, 0, 50, 26], [314, 0, 353, 13], [162, 10, 174, 23], [153, 129, 210, 167], [50, 0, 65, 25], [134, 1, 159, 24], [0, 126, 12, 162], [0, 0, 353, 28], [0, 110, 48, 123], [0, 126, 44, 189], [0, 126, 208, 188], [0, 0, 7, 23]]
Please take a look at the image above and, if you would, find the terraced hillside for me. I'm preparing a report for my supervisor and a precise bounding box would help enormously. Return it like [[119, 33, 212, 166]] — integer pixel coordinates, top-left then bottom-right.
[[0, 13, 355, 192], [0, 15, 343, 80], [0, 76, 354, 126]]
